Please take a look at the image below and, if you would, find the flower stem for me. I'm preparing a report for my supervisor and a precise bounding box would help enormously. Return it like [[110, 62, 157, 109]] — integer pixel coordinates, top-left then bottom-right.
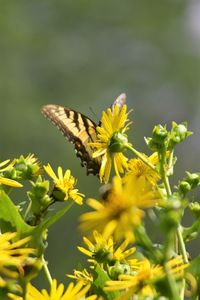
[[42, 255, 52, 285], [163, 174, 188, 263], [177, 226, 188, 264], [126, 145, 156, 171], [159, 146, 187, 300], [24, 200, 32, 221], [167, 149, 174, 176], [22, 281, 27, 300], [164, 264, 181, 300], [163, 173, 172, 196]]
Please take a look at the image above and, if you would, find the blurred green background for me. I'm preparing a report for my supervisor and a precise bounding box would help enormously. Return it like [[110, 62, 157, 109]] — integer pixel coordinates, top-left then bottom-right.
[[1, 0, 200, 288]]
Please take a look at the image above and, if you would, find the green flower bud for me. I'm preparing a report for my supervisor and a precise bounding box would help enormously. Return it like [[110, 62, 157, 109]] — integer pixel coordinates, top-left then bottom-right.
[[109, 132, 129, 153], [32, 179, 49, 199], [185, 172, 200, 189], [109, 262, 131, 279], [189, 202, 200, 218], [28, 177, 51, 215], [178, 172, 200, 196], [178, 180, 191, 195], [169, 122, 192, 148], [145, 137, 160, 151], [152, 124, 168, 144], [4, 168, 17, 180], [15, 154, 41, 180]]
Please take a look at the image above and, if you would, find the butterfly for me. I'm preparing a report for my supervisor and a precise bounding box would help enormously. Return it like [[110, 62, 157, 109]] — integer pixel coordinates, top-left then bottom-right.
[[41, 93, 126, 176]]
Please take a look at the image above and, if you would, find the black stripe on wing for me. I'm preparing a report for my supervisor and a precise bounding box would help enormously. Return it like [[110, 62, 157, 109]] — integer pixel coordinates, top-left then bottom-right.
[[41, 105, 100, 176]]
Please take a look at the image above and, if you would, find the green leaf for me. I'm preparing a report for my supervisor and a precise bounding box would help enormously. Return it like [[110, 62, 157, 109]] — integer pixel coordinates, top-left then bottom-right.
[[92, 264, 120, 300], [0, 190, 33, 235], [0, 191, 74, 257]]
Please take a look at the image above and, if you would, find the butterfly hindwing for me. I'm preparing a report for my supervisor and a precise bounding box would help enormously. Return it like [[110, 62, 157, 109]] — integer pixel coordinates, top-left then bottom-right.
[[111, 93, 126, 111], [41, 104, 100, 175]]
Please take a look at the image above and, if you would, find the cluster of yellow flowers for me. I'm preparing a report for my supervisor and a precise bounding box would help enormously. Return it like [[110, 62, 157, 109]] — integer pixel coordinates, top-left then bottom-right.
[[0, 99, 197, 299]]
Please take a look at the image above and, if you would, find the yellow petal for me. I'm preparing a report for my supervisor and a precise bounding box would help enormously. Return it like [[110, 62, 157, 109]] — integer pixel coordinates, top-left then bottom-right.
[[0, 177, 23, 188], [44, 164, 58, 181], [58, 166, 63, 180], [104, 155, 112, 184]]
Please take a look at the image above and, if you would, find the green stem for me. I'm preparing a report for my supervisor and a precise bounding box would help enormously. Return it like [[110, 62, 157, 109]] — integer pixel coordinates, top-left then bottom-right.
[[164, 264, 181, 300], [163, 173, 172, 196], [126, 145, 156, 171], [24, 200, 32, 221], [163, 174, 188, 263], [22, 280, 27, 300], [42, 255, 52, 285], [167, 149, 174, 176], [177, 226, 188, 264], [159, 147, 187, 300]]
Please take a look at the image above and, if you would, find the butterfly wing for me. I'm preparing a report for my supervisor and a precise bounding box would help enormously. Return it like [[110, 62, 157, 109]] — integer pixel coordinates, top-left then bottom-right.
[[41, 93, 126, 177], [41, 104, 101, 175], [111, 93, 126, 111]]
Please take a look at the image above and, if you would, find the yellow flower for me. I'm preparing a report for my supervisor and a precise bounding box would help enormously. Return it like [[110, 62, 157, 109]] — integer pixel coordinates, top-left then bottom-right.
[[166, 255, 188, 276], [67, 269, 93, 285], [89, 104, 132, 183], [126, 152, 160, 185], [0, 159, 22, 188], [24, 153, 39, 165], [24, 153, 41, 175], [44, 164, 84, 205], [80, 176, 159, 242], [8, 279, 97, 300], [0, 232, 36, 279], [105, 259, 161, 299], [78, 230, 136, 265], [105, 256, 188, 299]]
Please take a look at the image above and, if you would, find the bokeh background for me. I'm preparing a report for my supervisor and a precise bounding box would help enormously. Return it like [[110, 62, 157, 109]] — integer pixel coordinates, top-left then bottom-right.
[[1, 0, 200, 288]]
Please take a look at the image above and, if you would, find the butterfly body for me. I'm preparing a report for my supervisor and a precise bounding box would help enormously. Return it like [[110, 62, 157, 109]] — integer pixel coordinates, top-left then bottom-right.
[[41, 93, 126, 176]]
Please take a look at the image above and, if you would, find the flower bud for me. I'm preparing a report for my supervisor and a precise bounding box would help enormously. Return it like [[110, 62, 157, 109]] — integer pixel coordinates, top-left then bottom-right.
[[152, 125, 168, 144], [185, 172, 200, 189], [28, 177, 51, 215], [169, 122, 192, 148], [145, 137, 159, 151], [109, 262, 131, 279], [178, 172, 200, 196], [178, 181, 191, 195], [189, 202, 200, 218], [15, 154, 41, 180], [109, 132, 129, 153]]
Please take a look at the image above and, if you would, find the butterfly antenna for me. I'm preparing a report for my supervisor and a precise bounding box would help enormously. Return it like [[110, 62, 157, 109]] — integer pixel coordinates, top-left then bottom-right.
[[89, 107, 99, 123]]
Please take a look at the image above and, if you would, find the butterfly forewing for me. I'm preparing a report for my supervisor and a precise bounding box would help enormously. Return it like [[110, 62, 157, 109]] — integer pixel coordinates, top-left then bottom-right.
[[41, 104, 100, 175]]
